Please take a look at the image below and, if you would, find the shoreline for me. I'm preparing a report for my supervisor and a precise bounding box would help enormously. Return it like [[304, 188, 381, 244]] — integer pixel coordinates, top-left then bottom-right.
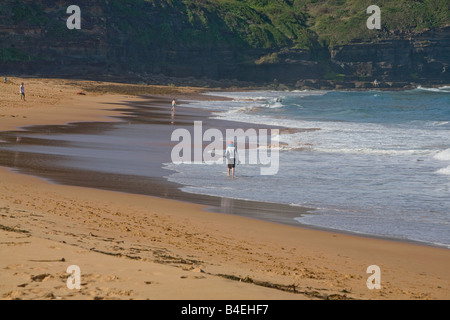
[[0, 93, 317, 238], [13, 72, 450, 92], [1, 165, 449, 300], [0, 78, 450, 299], [4, 90, 443, 249]]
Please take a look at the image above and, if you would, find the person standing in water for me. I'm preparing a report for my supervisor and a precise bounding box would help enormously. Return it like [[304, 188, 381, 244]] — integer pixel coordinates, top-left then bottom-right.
[[20, 82, 25, 101], [225, 141, 239, 177], [170, 99, 176, 124]]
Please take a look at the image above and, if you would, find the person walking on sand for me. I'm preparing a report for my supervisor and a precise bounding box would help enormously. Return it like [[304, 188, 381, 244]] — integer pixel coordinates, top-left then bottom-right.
[[171, 99, 176, 112], [20, 82, 25, 101], [225, 141, 239, 177]]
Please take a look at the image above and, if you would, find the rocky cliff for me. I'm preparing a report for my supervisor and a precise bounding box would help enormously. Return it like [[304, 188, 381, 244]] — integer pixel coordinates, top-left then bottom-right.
[[326, 27, 450, 89], [0, 0, 448, 89]]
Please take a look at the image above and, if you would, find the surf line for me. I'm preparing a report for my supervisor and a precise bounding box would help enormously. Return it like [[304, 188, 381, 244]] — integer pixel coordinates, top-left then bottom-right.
[[170, 121, 280, 175]]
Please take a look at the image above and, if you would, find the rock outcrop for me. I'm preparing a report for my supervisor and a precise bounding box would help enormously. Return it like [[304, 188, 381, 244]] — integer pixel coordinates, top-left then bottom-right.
[[0, 0, 448, 89]]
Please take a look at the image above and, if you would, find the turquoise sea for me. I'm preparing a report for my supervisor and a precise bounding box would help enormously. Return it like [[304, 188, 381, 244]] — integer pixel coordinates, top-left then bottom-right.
[[164, 87, 450, 247], [2, 86, 449, 247]]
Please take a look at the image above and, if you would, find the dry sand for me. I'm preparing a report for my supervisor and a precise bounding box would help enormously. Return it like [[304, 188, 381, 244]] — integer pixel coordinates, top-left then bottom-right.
[[0, 78, 449, 300]]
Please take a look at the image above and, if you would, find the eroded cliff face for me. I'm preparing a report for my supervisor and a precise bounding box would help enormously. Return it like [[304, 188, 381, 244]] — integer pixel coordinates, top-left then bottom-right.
[[328, 26, 450, 88], [0, 0, 448, 88], [0, 1, 108, 75]]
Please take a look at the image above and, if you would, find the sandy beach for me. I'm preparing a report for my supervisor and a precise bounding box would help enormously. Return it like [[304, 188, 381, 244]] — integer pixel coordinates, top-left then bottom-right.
[[0, 78, 449, 300]]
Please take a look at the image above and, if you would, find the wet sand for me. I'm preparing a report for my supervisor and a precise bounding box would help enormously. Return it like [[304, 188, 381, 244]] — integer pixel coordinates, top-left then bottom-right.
[[0, 78, 449, 300], [0, 94, 312, 226]]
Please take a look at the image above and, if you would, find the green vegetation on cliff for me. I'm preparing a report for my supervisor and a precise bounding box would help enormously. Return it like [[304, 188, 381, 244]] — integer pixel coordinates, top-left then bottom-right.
[[0, 0, 448, 85], [307, 0, 450, 46], [1, 0, 448, 53], [107, 0, 449, 49], [106, 0, 315, 49]]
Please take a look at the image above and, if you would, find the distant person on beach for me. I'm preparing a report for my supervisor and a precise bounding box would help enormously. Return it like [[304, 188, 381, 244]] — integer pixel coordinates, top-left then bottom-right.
[[225, 141, 239, 177], [373, 79, 379, 87], [171, 99, 176, 112], [4, 76, 6, 83], [20, 82, 25, 101]]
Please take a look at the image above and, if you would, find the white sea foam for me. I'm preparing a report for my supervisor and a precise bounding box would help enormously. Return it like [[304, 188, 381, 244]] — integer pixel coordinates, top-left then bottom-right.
[[416, 86, 450, 93], [211, 106, 444, 157], [430, 121, 449, 126], [434, 149, 450, 161], [264, 101, 284, 109], [436, 165, 450, 176], [311, 147, 428, 156], [202, 90, 327, 101], [171, 90, 450, 247]]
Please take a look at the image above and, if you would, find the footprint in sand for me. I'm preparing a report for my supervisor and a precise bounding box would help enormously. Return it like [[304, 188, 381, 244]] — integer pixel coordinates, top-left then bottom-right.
[[31, 274, 52, 282], [3, 241, 31, 247], [3, 290, 26, 299], [180, 272, 207, 280], [4, 264, 24, 270]]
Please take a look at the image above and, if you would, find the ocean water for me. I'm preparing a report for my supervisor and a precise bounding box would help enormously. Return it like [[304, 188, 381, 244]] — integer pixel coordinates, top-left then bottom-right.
[[164, 87, 450, 247], [1, 87, 449, 248]]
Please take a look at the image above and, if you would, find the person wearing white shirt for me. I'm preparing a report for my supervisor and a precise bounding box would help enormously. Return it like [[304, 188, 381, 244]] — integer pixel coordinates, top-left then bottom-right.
[[225, 141, 239, 177], [20, 82, 25, 101]]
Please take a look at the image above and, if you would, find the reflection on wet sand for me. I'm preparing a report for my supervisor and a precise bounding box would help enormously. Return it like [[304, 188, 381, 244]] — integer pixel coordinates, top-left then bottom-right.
[[0, 96, 311, 228]]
